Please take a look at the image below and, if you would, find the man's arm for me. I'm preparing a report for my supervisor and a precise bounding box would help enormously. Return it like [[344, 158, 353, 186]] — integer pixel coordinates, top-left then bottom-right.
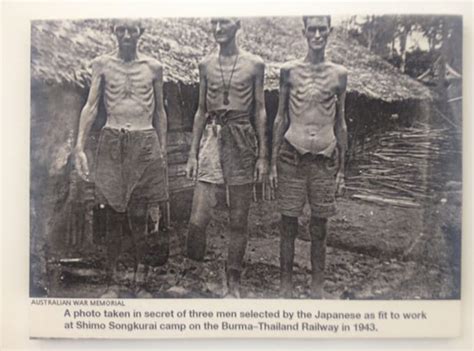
[[253, 59, 268, 182], [74, 59, 103, 180], [152, 64, 168, 157], [334, 68, 348, 195], [186, 61, 208, 180], [269, 67, 290, 189]]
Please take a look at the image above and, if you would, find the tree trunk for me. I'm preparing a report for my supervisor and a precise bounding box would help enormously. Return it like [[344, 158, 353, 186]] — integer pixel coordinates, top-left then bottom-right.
[[399, 29, 408, 73], [366, 15, 375, 51], [389, 38, 395, 59], [367, 31, 373, 51]]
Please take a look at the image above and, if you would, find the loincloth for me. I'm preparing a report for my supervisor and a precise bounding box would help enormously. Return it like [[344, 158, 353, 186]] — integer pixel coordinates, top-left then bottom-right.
[[94, 127, 168, 213], [197, 110, 257, 186]]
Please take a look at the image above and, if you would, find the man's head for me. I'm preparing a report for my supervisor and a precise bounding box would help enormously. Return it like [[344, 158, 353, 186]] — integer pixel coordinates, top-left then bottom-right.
[[111, 19, 144, 52], [302, 16, 332, 51], [210, 17, 240, 45]]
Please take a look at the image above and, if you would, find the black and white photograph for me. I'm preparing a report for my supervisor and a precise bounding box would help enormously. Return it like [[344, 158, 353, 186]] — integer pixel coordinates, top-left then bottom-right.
[[29, 14, 462, 301]]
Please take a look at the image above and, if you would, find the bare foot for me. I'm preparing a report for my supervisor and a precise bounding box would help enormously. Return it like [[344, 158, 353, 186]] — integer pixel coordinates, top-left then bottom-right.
[[280, 287, 293, 299], [310, 286, 324, 299], [280, 274, 293, 299], [225, 269, 241, 298]]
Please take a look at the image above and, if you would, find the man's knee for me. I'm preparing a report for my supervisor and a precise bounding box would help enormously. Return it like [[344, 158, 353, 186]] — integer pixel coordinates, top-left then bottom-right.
[[228, 186, 252, 231], [229, 209, 248, 232], [190, 182, 214, 228], [281, 215, 298, 238], [189, 211, 210, 229], [310, 216, 328, 241], [127, 202, 148, 236]]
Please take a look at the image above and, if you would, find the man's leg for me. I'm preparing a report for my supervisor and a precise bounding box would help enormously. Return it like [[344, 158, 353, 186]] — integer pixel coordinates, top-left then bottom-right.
[[128, 201, 149, 289], [276, 144, 306, 298], [309, 216, 328, 299], [226, 183, 253, 297], [187, 181, 214, 261], [280, 215, 298, 298], [101, 205, 125, 297], [307, 155, 337, 299]]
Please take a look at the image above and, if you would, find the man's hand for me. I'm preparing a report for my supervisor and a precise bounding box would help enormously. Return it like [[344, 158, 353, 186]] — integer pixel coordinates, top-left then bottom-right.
[[269, 163, 278, 189], [335, 171, 345, 197], [254, 157, 268, 183], [186, 156, 198, 180], [75, 150, 90, 181]]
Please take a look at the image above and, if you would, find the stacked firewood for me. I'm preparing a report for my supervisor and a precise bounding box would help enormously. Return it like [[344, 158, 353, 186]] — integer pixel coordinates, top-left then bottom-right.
[[346, 123, 460, 208]]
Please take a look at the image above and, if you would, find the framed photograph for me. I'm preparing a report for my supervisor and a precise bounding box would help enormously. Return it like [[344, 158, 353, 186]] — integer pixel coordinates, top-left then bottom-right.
[[1, 0, 471, 348]]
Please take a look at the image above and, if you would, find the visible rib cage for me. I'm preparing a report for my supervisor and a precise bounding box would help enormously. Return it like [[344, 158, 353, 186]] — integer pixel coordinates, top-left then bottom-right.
[[288, 63, 336, 120], [103, 59, 156, 120]]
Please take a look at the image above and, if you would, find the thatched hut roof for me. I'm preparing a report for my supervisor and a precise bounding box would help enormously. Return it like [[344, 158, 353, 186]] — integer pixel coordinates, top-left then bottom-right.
[[31, 17, 432, 102]]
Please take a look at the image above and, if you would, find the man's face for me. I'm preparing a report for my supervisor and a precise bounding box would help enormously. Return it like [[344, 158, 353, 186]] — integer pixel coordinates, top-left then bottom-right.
[[303, 17, 331, 51], [211, 18, 240, 44], [113, 20, 143, 50]]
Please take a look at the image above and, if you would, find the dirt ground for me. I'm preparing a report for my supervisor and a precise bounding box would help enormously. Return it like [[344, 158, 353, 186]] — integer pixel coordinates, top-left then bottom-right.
[[39, 185, 461, 299]]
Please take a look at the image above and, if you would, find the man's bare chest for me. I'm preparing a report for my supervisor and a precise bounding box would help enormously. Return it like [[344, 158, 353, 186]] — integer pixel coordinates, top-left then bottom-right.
[[102, 63, 154, 94], [289, 67, 339, 103], [206, 61, 255, 88]]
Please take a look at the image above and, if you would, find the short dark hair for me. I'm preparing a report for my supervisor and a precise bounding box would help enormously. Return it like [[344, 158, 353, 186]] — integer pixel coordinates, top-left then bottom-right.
[[110, 19, 145, 36], [210, 17, 240, 25], [111, 19, 144, 30], [302, 15, 331, 28]]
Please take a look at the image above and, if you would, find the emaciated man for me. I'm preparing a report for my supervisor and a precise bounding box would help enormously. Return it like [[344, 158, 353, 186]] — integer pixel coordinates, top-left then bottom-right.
[[270, 16, 348, 298], [185, 18, 268, 297], [75, 20, 169, 298]]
